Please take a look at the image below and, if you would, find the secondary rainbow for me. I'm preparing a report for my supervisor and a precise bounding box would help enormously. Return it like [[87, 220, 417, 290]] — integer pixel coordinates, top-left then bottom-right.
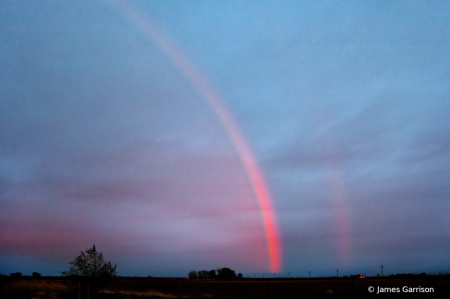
[[113, 3, 282, 272]]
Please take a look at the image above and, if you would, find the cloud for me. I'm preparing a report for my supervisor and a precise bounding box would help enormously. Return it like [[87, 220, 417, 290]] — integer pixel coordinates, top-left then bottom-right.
[[1, 0, 450, 276]]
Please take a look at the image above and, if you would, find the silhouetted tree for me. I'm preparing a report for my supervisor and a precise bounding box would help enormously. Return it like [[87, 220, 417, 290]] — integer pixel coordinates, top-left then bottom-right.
[[10, 272, 22, 278], [32, 272, 41, 278], [216, 267, 237, 280], [61, 245, 117, 297], [208, 269, 216, 279], [188, 270, 198, 279], [237, 273, 243, 279], [198, 270, 209, 279]]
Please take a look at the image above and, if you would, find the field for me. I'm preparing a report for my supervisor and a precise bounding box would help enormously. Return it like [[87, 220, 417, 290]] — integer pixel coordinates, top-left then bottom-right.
[[1, 276, 449, 299]]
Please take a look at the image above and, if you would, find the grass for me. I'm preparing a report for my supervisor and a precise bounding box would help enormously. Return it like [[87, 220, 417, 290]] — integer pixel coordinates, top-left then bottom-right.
[[98, 289, 223, 299], [99, 289, 178, 298], [1, 279, 69, 299], [1, 280, 210, 299], [2, 276, 449, 299]]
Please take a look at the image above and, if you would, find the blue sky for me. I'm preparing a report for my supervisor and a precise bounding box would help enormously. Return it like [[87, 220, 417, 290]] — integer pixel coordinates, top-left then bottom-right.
[[1, 0, 449, 277]]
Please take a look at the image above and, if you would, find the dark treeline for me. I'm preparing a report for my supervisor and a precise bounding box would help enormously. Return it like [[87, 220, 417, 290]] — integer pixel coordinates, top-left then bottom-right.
[[0, 272, 42, 278], [188, 267, 243, 280]]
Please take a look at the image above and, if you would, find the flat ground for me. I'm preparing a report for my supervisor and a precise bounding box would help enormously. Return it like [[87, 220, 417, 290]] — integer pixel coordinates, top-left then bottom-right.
[[1, 276, 449, 298]]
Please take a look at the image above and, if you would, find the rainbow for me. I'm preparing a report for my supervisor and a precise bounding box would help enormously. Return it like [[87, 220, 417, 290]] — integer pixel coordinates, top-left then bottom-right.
[[112, 3, 282, 272]]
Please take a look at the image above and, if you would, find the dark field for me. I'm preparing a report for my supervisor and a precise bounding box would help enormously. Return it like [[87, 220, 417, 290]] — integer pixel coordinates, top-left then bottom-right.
[[2, 276, 449, 299]]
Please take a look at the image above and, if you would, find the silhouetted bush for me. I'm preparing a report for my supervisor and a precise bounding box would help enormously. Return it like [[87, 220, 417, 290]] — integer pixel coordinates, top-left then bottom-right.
[[32, 272, 42, 277], [188, 267, 239, 280]]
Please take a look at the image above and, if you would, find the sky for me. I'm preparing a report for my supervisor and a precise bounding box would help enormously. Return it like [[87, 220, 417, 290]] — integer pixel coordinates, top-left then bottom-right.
[[1, 0, 449, 278]]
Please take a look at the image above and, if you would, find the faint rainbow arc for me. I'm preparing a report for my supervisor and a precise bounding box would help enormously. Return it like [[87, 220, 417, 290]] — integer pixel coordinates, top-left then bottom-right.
[[113, 3, 282, 272]]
